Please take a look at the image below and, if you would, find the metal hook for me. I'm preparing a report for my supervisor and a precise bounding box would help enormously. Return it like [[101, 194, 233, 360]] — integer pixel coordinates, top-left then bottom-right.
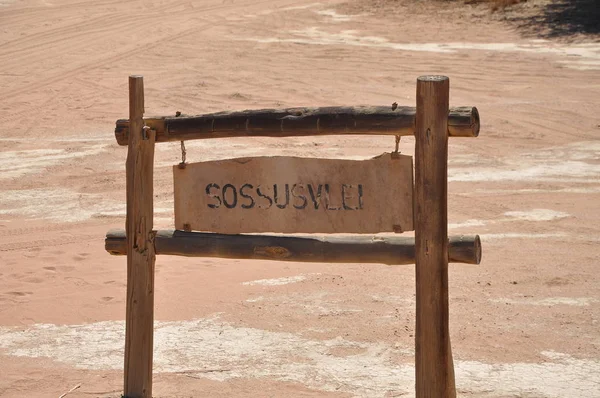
[[178, 140, 187, 169]]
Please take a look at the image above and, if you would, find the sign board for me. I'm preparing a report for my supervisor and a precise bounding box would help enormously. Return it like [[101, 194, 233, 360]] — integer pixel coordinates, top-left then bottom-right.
[[173, 153, 414, 234]]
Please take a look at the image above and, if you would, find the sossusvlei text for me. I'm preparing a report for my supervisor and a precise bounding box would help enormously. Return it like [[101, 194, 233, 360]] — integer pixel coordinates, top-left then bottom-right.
[[205, 183, 364, 210]]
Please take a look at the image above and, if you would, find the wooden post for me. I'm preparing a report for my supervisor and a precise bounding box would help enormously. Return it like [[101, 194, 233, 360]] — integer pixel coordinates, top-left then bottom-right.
[[414, 76, 455, 397], [124, 75, 156, 398]]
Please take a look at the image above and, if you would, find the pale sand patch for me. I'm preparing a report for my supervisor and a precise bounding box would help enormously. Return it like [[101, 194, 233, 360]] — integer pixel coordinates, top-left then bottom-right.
[[464, 187, 600, 195], [0, 146, 107, 179], [242, 29, 600, 70], [491, 297, 597, 307], [0, 318, 598, 397], [94, 207, 173, 218], [298, 299, 363, 316], [244, 3, 321, 16], [480, 232, 568, 241], [0, 188, 172, 222], [315, 9, 355, 22], [0, 136, 110, 143], [503, 209, 570, 222], [450, 141, 600, 183], [371, 294, 415, 306], [451, 161, 600, 183], [0, 188, 123, 223], [281, 3, 321, 11], [449, 209, 569, 230], [302, 327, 331, 334], [448, 219, 486, 229], [558, 59, 600, 71], [255, 291, 363, 316], [520, 141, 600, 161], [242, 275, 315, 286], [243, 9, 274, 18], [448, 154, 485, 166], [245, 296, 265, 303]]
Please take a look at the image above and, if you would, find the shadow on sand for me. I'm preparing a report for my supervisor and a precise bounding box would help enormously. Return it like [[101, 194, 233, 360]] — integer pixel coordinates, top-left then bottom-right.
[[507, 0, 600, 39]]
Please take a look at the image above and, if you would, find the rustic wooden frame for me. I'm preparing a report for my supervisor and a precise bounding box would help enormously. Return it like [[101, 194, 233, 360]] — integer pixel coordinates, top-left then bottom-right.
[[113, 75, 481, 398]]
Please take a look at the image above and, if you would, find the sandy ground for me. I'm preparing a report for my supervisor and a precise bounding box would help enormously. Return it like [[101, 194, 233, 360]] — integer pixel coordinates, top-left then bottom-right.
[[1, 0, 599, 397]]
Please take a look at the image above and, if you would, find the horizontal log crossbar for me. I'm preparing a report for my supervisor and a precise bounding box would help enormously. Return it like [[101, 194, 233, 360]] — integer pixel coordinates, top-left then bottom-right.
[[105, 229, 481, 265], [114, 106, 479, 145]]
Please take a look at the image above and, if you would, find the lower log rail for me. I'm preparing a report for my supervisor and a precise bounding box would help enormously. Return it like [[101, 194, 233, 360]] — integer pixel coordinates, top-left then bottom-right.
[[106, 230, 481, 265]]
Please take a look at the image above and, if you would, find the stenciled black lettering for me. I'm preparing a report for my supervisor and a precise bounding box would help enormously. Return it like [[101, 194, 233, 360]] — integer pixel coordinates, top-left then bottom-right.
[[325, 184, 340, 210], [256, 185, 273, 209], [291, 184, 307, 209], [240, 183, 255, 209], [205, 183, 221, 209], [358, 184, 364, 209], [307, 184, 323, 210], [273, 184, 290, 209], [222, 184, 238, 209], [342, 184, 358, 210]]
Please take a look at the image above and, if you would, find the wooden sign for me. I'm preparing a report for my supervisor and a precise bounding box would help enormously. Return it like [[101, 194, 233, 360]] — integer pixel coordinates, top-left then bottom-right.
[[173, 153, 414, 234]]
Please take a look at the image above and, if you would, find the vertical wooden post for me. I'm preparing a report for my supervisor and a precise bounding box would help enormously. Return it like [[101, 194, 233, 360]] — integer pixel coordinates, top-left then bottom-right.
[[414, 75, 455, 398], [124, 75, 156, 398]]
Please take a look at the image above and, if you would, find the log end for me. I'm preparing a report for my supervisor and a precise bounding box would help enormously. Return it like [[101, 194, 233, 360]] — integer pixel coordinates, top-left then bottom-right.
[[114, 117, 165, 146], [473, 234, 481, 264], [417, 75, 449, 83], [105, 229, 126, 255], [448, 106, 480, 138], [448, 234, 481, 265], [471, 106, 480, 137], [115, 119, 129, 146]]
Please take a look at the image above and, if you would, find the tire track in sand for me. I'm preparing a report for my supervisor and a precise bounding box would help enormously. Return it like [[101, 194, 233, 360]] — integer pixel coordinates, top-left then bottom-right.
[[0, 0, 304, 100]]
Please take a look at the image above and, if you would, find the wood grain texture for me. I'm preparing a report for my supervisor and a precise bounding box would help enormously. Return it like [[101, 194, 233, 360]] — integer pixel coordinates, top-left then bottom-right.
[[414, 75, 456, 398], [124, 76, 156, 398], [173, 153, 414, 234], [114, 106, 480, 145], [105, 230, 482, 266]]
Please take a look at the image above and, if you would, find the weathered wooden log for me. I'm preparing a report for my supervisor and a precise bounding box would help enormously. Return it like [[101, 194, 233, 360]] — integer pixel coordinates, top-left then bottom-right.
[[124, 76, 155, 398], [414, 75, 454, 397], [105, 230, 481, 265], [114, 106, 479, 145]]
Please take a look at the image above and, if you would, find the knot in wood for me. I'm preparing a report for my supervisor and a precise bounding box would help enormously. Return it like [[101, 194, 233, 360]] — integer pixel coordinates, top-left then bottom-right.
[[254, 246, 291, 259]]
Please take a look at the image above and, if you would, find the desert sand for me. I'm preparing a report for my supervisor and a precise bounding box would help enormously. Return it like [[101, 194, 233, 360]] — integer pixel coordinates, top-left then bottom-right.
[[0, 0, 599, 396]]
